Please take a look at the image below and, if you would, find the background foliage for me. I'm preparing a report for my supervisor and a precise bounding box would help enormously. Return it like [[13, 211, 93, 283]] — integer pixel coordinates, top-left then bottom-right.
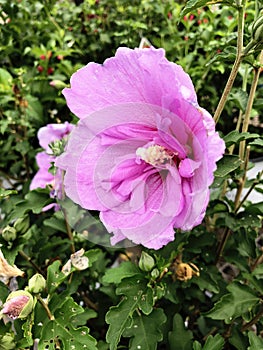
[[0, 0, 263, 349]]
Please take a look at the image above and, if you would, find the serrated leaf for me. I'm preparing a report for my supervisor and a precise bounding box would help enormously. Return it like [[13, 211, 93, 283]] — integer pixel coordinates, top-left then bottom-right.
[[8, 190, 53, 220], [106, 296, 138, 350], [207, 46, 237, 66], [168, 313, 193, 350], [206, 283, 259, 322], [202, 334, 224, 350], [229, 89, 248, 112], [106, 278, 154, 350], [229, 327, 248, 350], [102, 261, 142, 284], [38, 296, 97, 350], [248, 331, 263, 350], [214, 155, 242, 177], [193, 341, 202, 350], [46, 260, 68, 294], [123, 308, 166, 350], [223, 131, 260, 147], [38, 320, 97, 350], [249, 138, 263, 146], [180, 0, 232, 18]]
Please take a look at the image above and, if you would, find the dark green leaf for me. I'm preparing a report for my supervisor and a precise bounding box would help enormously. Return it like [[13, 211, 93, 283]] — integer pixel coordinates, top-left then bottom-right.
[[123, 309, 166, 350], [214, 155, 242, 178], [248, 331, 263, 350], [102, 261, 142, 284], [0, 188, 17, 198], [206, 283, 259, 322], [229, 89, 248, 112], [168, 314, 193, 350], [202, 334, 224, 350], [106, 277, 154, 350], [245, 202, 263, 216], [46, 260, 67, 294], [223, 131, 260, 147]]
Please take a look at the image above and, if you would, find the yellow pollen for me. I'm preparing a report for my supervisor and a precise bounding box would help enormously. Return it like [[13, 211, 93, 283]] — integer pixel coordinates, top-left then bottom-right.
[[136, 145, 173, 166]]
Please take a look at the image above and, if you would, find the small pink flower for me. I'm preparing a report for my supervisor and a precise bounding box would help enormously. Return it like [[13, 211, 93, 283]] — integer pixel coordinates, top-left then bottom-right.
[[37, 65, 44, 73], [39, 54, 46, 60], [189, 14, 195, 20], [31, 123, 74, 210]]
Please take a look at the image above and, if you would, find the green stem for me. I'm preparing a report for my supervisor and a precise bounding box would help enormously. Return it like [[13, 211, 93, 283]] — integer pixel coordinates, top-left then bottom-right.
[[239, 52, 263, 160], [241, 305, 263, 331], [19, 250, 45, 276], [213, 1, 246, 124], [37, 295, 54, 320]]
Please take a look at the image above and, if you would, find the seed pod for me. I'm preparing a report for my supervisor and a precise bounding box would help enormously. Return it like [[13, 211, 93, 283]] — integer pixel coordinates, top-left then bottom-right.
[[14, 215, 30, 234]]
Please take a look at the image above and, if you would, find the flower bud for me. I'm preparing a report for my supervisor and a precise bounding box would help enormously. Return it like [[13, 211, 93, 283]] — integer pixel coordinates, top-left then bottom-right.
[[151, 268, 160, 279], [2, 226, 16, 241], [49, 80, 66, 89], [1, 291, 34, 319], [28, 273, 46, 293], [14, 215, 30, 234], [252, 14, 263, 43], [139, 251, 155, 272]]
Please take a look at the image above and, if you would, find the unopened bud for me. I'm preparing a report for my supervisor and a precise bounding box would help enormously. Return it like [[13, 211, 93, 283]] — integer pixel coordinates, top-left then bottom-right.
[[151, 268, 160, 279], [139, 251, 155, 272], [28, 273, 46, 293], [14, 215, 30, 234], [1, 290, 34, 320], [49, 80, 67, 89], [252, 14, 263, 43], [2, 226, 16, 241]]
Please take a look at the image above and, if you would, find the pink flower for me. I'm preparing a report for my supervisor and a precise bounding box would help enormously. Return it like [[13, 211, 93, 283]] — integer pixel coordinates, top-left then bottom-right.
[[56, 47, 225, 249], [31, 123, 74, 210], [1, 291, 34, 320]]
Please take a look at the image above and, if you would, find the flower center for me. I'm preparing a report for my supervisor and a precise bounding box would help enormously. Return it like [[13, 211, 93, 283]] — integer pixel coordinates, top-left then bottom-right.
[[136, 145, 174, 167]]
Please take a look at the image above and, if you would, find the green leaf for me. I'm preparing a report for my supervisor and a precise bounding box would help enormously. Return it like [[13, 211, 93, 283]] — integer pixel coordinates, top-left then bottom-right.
[[229, 89, 248, 112], [245, 202, 263, 216], [0, 188, 17, 198], [168, 314, 193, 350], [202, 334, 224, 350], [223, 131, 260, 147], [123, 309, 166, 350], [249, 138, 263, 146], [106, 277, 154, 350], [102, 261, 142, 284], [248, 331, 263, 350], [180, 0, 233, 18], [214, 155, 242, 178], [206, 283, 259, 323], [46, 260, 68, 294], [0, 68, 13, 92], [193, 341, 202, 350], [8, 190, 53, 220], [38, 296, 97, 350]]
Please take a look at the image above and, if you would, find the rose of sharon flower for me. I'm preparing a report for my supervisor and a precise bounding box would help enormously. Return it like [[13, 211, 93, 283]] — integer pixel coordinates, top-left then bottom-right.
[[56, 47, 225, 249], [1, 291, 34, 320], [30, 122, 74, 210]]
